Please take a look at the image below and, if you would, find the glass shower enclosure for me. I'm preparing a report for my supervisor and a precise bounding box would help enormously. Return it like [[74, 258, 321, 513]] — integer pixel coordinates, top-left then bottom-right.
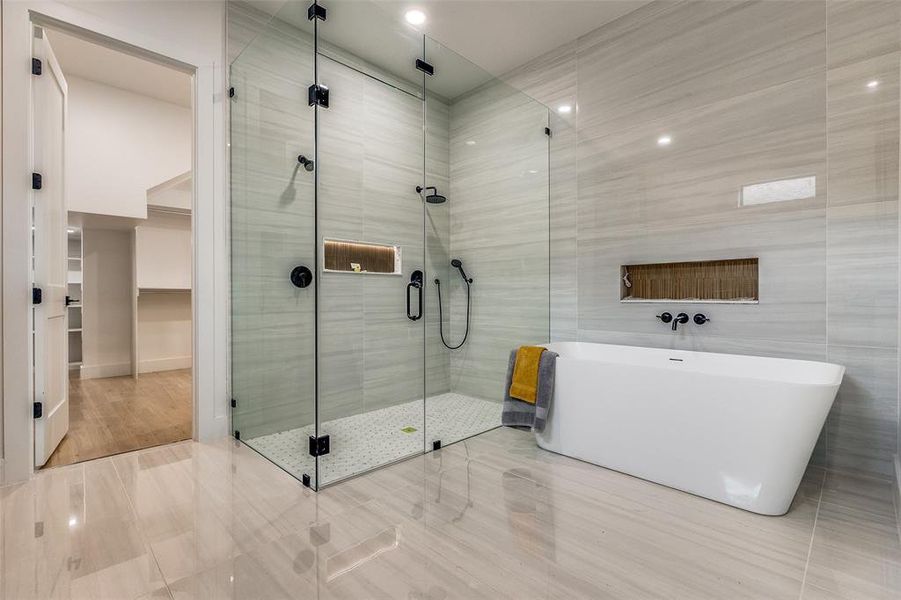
[[230, 1, 551, 489]]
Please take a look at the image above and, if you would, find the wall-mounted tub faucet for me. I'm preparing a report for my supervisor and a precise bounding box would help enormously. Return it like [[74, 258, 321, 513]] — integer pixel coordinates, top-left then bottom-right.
[[656, 312, 673, 325], [672, 313, 689, 331], [693, 313, 710, 325]]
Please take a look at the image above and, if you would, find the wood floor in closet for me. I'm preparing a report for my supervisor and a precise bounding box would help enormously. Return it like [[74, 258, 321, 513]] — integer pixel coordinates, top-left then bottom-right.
[[42, 369, 192, 469]]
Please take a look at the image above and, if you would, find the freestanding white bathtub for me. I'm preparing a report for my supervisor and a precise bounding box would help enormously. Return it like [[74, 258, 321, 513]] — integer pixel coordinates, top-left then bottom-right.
[[535, 342, 844, 515]]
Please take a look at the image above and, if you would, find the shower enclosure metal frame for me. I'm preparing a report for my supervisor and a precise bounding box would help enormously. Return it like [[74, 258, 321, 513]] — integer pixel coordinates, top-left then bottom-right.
[[229, 0, 551, 491]]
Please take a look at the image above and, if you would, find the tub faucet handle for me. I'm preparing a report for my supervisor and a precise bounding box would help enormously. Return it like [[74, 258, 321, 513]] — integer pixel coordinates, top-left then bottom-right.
[[656, 312, 673, 324], [693, 313, 710, 325], [673, 312, 689, 331]]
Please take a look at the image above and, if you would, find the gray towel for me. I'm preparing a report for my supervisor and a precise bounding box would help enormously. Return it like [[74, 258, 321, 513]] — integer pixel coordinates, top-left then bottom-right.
[[501, 348, 557, 432]]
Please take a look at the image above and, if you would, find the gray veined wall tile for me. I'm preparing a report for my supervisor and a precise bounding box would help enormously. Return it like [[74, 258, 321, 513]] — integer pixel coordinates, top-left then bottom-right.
[[826, 52, 900, 208], [577, 73, 827, 232], [502, 40, 578, 126], [575, 0, 826, 136], [825, 345, 899, 478], [826, 0, 901, 69], [549, 115, 579, 342], [227, 1, 283, 65], [826, 201, 899, 348]]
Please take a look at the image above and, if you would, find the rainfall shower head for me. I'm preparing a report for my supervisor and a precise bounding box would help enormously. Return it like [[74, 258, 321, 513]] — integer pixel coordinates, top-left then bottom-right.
[[416, 185, 447, 204]]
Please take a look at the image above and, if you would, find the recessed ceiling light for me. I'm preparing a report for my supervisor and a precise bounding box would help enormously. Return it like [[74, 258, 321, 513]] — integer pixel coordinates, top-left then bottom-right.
[[405, 9, 426, 25], [527, 169, 539, 174], [465, 140, 477, 146], [657, 135, 672, 146], [867, 79, 880, 89], [557, 104, 572, 114]]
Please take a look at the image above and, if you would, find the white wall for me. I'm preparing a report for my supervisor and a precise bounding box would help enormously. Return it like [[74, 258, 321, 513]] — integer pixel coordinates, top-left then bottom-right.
[[81, 229, 133, 378], [137, 292, 191, 373], [67, 76, 191, 219], [135, 210, 192, 373], [135, 211, 191, 289]]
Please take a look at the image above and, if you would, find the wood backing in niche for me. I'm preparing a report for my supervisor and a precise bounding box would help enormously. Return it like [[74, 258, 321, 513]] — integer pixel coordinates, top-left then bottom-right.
[[324, 240, 398, 274], [621, 258, 758, 302]]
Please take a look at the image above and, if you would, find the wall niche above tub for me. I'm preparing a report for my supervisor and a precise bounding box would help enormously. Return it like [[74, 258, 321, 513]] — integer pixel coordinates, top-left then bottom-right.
[[621, 258, 758, 304]]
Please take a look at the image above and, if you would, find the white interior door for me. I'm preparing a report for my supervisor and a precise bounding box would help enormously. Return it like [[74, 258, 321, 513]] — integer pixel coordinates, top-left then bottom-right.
[[33, 26, 69, 467]]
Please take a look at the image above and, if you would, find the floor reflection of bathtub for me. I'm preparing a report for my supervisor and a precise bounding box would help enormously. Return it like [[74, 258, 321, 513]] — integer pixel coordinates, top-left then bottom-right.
[[535, 342, 844, 515]]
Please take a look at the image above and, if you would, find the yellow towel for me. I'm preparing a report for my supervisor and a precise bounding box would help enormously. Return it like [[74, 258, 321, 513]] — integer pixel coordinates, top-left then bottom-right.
[[509, 346, 546, 405]]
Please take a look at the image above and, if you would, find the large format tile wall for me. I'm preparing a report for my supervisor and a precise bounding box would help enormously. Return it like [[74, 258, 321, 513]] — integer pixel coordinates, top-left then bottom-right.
[[229, 7, 317, 439], [504, 0, 901, 479], [228, 2, 453, 435], [446, 81, 551, 400]]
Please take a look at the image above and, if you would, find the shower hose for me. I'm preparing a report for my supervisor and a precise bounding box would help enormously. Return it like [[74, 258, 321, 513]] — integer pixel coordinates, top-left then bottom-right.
[[435, 277, 471, 350]]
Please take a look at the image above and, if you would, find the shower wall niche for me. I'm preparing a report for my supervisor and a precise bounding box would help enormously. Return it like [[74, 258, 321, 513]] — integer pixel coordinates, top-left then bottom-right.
[[228, 1, 550, 489]]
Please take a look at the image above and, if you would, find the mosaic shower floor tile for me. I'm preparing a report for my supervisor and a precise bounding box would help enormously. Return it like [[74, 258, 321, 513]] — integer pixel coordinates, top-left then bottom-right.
[[246, 392, 501, 484]]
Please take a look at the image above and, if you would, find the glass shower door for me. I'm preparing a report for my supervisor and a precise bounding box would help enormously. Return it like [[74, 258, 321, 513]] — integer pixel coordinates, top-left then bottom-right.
[[423, 37, 551, 449], [315, 6, 427, 486], [230, 4, 318, 485]]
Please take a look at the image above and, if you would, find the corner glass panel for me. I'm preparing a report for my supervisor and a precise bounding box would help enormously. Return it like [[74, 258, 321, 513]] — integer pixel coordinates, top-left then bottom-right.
[[229, 4, 317, 485], [423, 37, 551, 449], [315, 5, 426, 486]]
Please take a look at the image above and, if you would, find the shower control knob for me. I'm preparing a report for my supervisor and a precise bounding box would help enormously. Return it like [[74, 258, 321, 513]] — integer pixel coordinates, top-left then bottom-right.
[[290, 265, 313, 288], [693, 313, 710, 325], [656, 312, 673, 324]]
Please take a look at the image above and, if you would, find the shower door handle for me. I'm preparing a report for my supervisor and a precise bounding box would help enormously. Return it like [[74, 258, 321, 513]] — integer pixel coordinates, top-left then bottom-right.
[[407, 270, 423, 321]]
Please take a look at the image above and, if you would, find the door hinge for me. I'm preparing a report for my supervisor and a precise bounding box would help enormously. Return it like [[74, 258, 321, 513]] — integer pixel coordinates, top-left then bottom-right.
[[233, 430, 241, 440], [545, 126, 552, 137], [32, 58, 42, 76], [308, 434, 330, 457], [415, 59, 434, 76], [433, 440, 442, 451], [302, 473, 312, 487], [228, 86, 235, 98], [230, 398, 237, 408], [308, 84, 329, 108], [32, 172, 43, 190], [308, 2, 326, 21], [33, 402, 43, 419], [32, 287, 43, 305]]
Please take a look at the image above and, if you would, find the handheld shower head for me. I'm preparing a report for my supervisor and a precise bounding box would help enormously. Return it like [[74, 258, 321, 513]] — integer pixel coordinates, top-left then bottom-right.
[[451, 258, 471, 283]]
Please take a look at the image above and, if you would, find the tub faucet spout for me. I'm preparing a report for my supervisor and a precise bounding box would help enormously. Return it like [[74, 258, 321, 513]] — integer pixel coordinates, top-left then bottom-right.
[[672, 313, 689, 331]]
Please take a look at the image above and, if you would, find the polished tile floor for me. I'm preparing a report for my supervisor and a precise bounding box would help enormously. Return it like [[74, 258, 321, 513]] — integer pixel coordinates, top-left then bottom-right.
[[248, 393, 501, 484], [2, 427, 899, 599], [44, 370, 193, 468]]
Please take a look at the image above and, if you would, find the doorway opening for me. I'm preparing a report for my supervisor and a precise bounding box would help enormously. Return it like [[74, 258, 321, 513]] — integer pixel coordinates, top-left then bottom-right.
[[33, 26, 195, 469]]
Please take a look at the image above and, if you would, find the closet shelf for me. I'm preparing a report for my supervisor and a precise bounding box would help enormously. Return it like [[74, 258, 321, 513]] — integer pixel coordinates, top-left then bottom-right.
[[138, 287, 191, 294]]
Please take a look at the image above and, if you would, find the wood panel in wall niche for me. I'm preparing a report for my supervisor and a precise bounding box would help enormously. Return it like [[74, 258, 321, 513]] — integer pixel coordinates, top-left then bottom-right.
[[323, 239, 400, 274], [621, 258, 759, 303]]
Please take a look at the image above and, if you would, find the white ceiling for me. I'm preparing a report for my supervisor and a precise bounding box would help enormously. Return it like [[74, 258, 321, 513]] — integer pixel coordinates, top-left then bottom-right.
[[253, 0, 649, 101], [371, 0, 651, 77], [46, 29, 192, 108]]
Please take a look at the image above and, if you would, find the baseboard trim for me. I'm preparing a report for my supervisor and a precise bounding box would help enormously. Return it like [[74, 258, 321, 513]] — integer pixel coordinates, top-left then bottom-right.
[[80, 362, 132, 379], [139, 356, 192, 374]]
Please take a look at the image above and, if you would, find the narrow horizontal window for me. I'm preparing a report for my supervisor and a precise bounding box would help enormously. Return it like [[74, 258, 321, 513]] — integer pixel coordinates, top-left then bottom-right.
[[323, 239, 401, 275], [740, 176, 816, 206]]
